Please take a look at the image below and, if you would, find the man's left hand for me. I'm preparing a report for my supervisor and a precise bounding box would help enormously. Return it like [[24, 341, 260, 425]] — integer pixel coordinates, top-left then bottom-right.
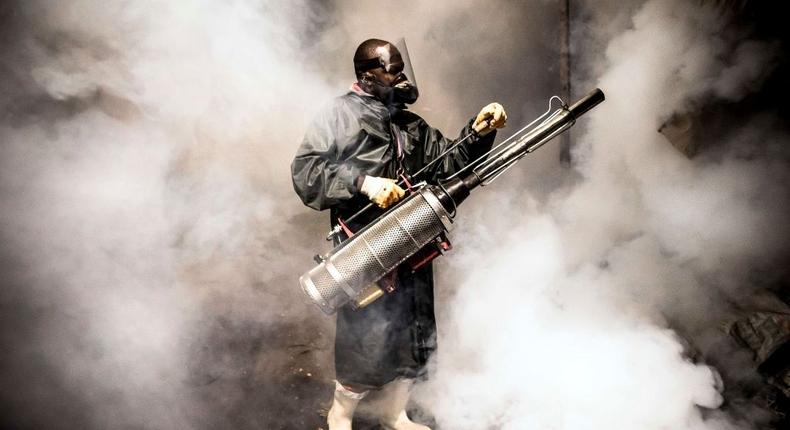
[[473, 102, 507, 136]]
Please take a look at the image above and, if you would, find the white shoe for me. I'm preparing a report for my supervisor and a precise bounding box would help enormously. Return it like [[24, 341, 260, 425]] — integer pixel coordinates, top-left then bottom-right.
[[378, 379, 431, 430], [327, 381, 368, 430]]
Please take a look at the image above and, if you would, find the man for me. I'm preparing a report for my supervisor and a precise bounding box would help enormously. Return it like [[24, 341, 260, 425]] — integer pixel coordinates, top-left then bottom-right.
[[291, 38, 506, 430]]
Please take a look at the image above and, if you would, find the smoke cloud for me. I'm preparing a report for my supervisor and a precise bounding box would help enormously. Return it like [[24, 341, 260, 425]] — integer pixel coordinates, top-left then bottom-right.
[[0, 1, 338, 428], [418, 1, 789, 429], [0, 0, 787, 429]]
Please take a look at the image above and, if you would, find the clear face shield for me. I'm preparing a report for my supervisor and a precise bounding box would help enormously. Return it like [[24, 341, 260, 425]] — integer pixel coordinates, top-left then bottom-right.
[[389, 38, 418, 104]]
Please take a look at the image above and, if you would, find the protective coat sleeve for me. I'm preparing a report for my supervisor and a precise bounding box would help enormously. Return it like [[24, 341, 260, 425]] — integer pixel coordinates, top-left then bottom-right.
[[291, 102, 363, 211]]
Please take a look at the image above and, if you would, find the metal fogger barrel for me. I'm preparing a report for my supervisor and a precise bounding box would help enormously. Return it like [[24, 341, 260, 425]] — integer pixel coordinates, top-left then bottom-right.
[[300, 187, 453, 315], [300, 88, 605, 314]]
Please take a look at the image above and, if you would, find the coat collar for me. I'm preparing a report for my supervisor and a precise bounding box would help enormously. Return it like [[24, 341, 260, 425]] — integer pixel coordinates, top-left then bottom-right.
[[350, 81, 374, 97]]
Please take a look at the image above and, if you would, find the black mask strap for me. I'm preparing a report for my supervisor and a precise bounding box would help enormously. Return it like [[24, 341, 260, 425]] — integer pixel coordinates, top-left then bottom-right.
[[354, 58, 383, 73]]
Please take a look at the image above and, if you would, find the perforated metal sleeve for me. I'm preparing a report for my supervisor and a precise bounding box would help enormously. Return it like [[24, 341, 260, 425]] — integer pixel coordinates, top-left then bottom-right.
[[299, 186, 452, 314]]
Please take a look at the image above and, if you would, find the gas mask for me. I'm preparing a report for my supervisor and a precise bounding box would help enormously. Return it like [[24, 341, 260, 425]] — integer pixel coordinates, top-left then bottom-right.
[[354, 38, 419, 107]]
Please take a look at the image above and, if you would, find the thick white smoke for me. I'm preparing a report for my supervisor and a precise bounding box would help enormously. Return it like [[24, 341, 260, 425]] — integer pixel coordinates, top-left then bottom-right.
[[1, 0, 786, 428], [418, 1, 788, 429], [0, 0, 338, 427]]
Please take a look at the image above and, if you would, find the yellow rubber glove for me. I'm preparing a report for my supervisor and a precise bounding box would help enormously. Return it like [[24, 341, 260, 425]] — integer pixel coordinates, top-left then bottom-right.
[[360, 176, 406, 209], [473, 102, 508, 136]]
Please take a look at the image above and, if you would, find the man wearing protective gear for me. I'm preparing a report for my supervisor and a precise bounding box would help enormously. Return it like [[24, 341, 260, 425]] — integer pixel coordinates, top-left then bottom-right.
[[291, 38, 507, 429]]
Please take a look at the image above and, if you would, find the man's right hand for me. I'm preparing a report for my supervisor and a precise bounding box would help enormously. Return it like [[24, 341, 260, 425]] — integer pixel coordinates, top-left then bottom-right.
[[360, 176, 405, 209]]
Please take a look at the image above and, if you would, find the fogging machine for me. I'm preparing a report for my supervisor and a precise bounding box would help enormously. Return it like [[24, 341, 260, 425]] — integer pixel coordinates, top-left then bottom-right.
[[299, 88, 605, 314]]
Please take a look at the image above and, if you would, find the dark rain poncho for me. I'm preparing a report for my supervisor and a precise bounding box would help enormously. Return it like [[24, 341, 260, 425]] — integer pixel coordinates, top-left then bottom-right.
[[291, 90, 495, 389]]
